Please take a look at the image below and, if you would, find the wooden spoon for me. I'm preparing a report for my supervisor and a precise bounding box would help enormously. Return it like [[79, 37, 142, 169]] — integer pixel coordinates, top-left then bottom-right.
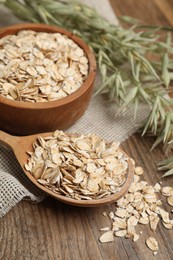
[[0, 130, 134, 207]]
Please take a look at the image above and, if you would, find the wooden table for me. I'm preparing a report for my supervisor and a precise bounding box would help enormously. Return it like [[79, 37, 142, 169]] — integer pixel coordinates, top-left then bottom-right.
[[1, 1, 173, 259]]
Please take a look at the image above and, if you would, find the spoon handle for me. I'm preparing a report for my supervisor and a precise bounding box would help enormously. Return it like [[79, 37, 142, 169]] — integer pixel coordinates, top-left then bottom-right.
[[0, 130, 20, 150]]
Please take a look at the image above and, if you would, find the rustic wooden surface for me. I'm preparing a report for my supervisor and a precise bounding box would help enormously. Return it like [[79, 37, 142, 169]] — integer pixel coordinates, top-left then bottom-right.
[[1, 1, 173, 259]]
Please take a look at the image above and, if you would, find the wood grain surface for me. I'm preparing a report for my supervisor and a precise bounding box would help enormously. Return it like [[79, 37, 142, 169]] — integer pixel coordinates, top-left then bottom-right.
[[1, 1, 173, 260]]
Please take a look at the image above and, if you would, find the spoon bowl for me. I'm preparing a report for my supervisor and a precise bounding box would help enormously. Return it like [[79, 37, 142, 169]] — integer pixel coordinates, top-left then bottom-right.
[[0, 130, 134, 207]]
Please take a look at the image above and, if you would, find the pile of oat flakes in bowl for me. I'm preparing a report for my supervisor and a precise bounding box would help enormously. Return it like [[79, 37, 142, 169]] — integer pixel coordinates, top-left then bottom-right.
[[0, 30, 89, 102]]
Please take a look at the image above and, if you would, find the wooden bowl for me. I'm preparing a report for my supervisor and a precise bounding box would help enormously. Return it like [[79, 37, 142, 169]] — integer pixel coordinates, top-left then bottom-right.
[[0, 23, 96, 135]]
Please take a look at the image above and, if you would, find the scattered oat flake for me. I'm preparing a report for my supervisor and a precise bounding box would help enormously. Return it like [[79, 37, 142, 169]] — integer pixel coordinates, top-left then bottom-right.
[[161, 186, 173, 197], [134, 166, 143, 176], [146, 237, 158, 252], [167, 195, 173, 206], [109, 212, 115, 219], [127, 216, 138, 226], [159, 208, 170, 223], [154, 183, 161, 192], [99, 231, 114, 243], [115, 230, 127, 237], [113, 217, 127, 230], [149, 215, 159, 231], [133, 233, 139, 242], [139, 217, 149, 225], [162, 221, 173, 229], [115, 208, 127, 218], [100, 227, 110, 231]]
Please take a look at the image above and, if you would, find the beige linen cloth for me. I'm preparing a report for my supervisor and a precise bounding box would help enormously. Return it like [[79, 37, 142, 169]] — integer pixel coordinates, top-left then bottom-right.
[[0, 0, 149, 217]]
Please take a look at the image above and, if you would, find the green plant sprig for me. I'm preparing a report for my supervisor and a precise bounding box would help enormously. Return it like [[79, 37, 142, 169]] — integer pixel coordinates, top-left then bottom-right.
[[2, 0, 173, 176]]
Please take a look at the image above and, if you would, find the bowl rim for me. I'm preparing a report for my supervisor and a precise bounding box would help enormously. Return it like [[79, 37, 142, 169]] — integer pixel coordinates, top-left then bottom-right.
[[0, 23, 96, 109]]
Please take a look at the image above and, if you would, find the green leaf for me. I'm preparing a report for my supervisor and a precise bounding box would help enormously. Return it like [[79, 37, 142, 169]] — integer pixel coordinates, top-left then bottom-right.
[[162, 52, 170, 88], [134, 98, 139, 119], [164, 113, 172, 142], [124, 87, 138, 106], [151, 134, 164, 150], [128, 51, 135, 78], [119, 16, 139, 25], [162, 168, 173, 177]]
